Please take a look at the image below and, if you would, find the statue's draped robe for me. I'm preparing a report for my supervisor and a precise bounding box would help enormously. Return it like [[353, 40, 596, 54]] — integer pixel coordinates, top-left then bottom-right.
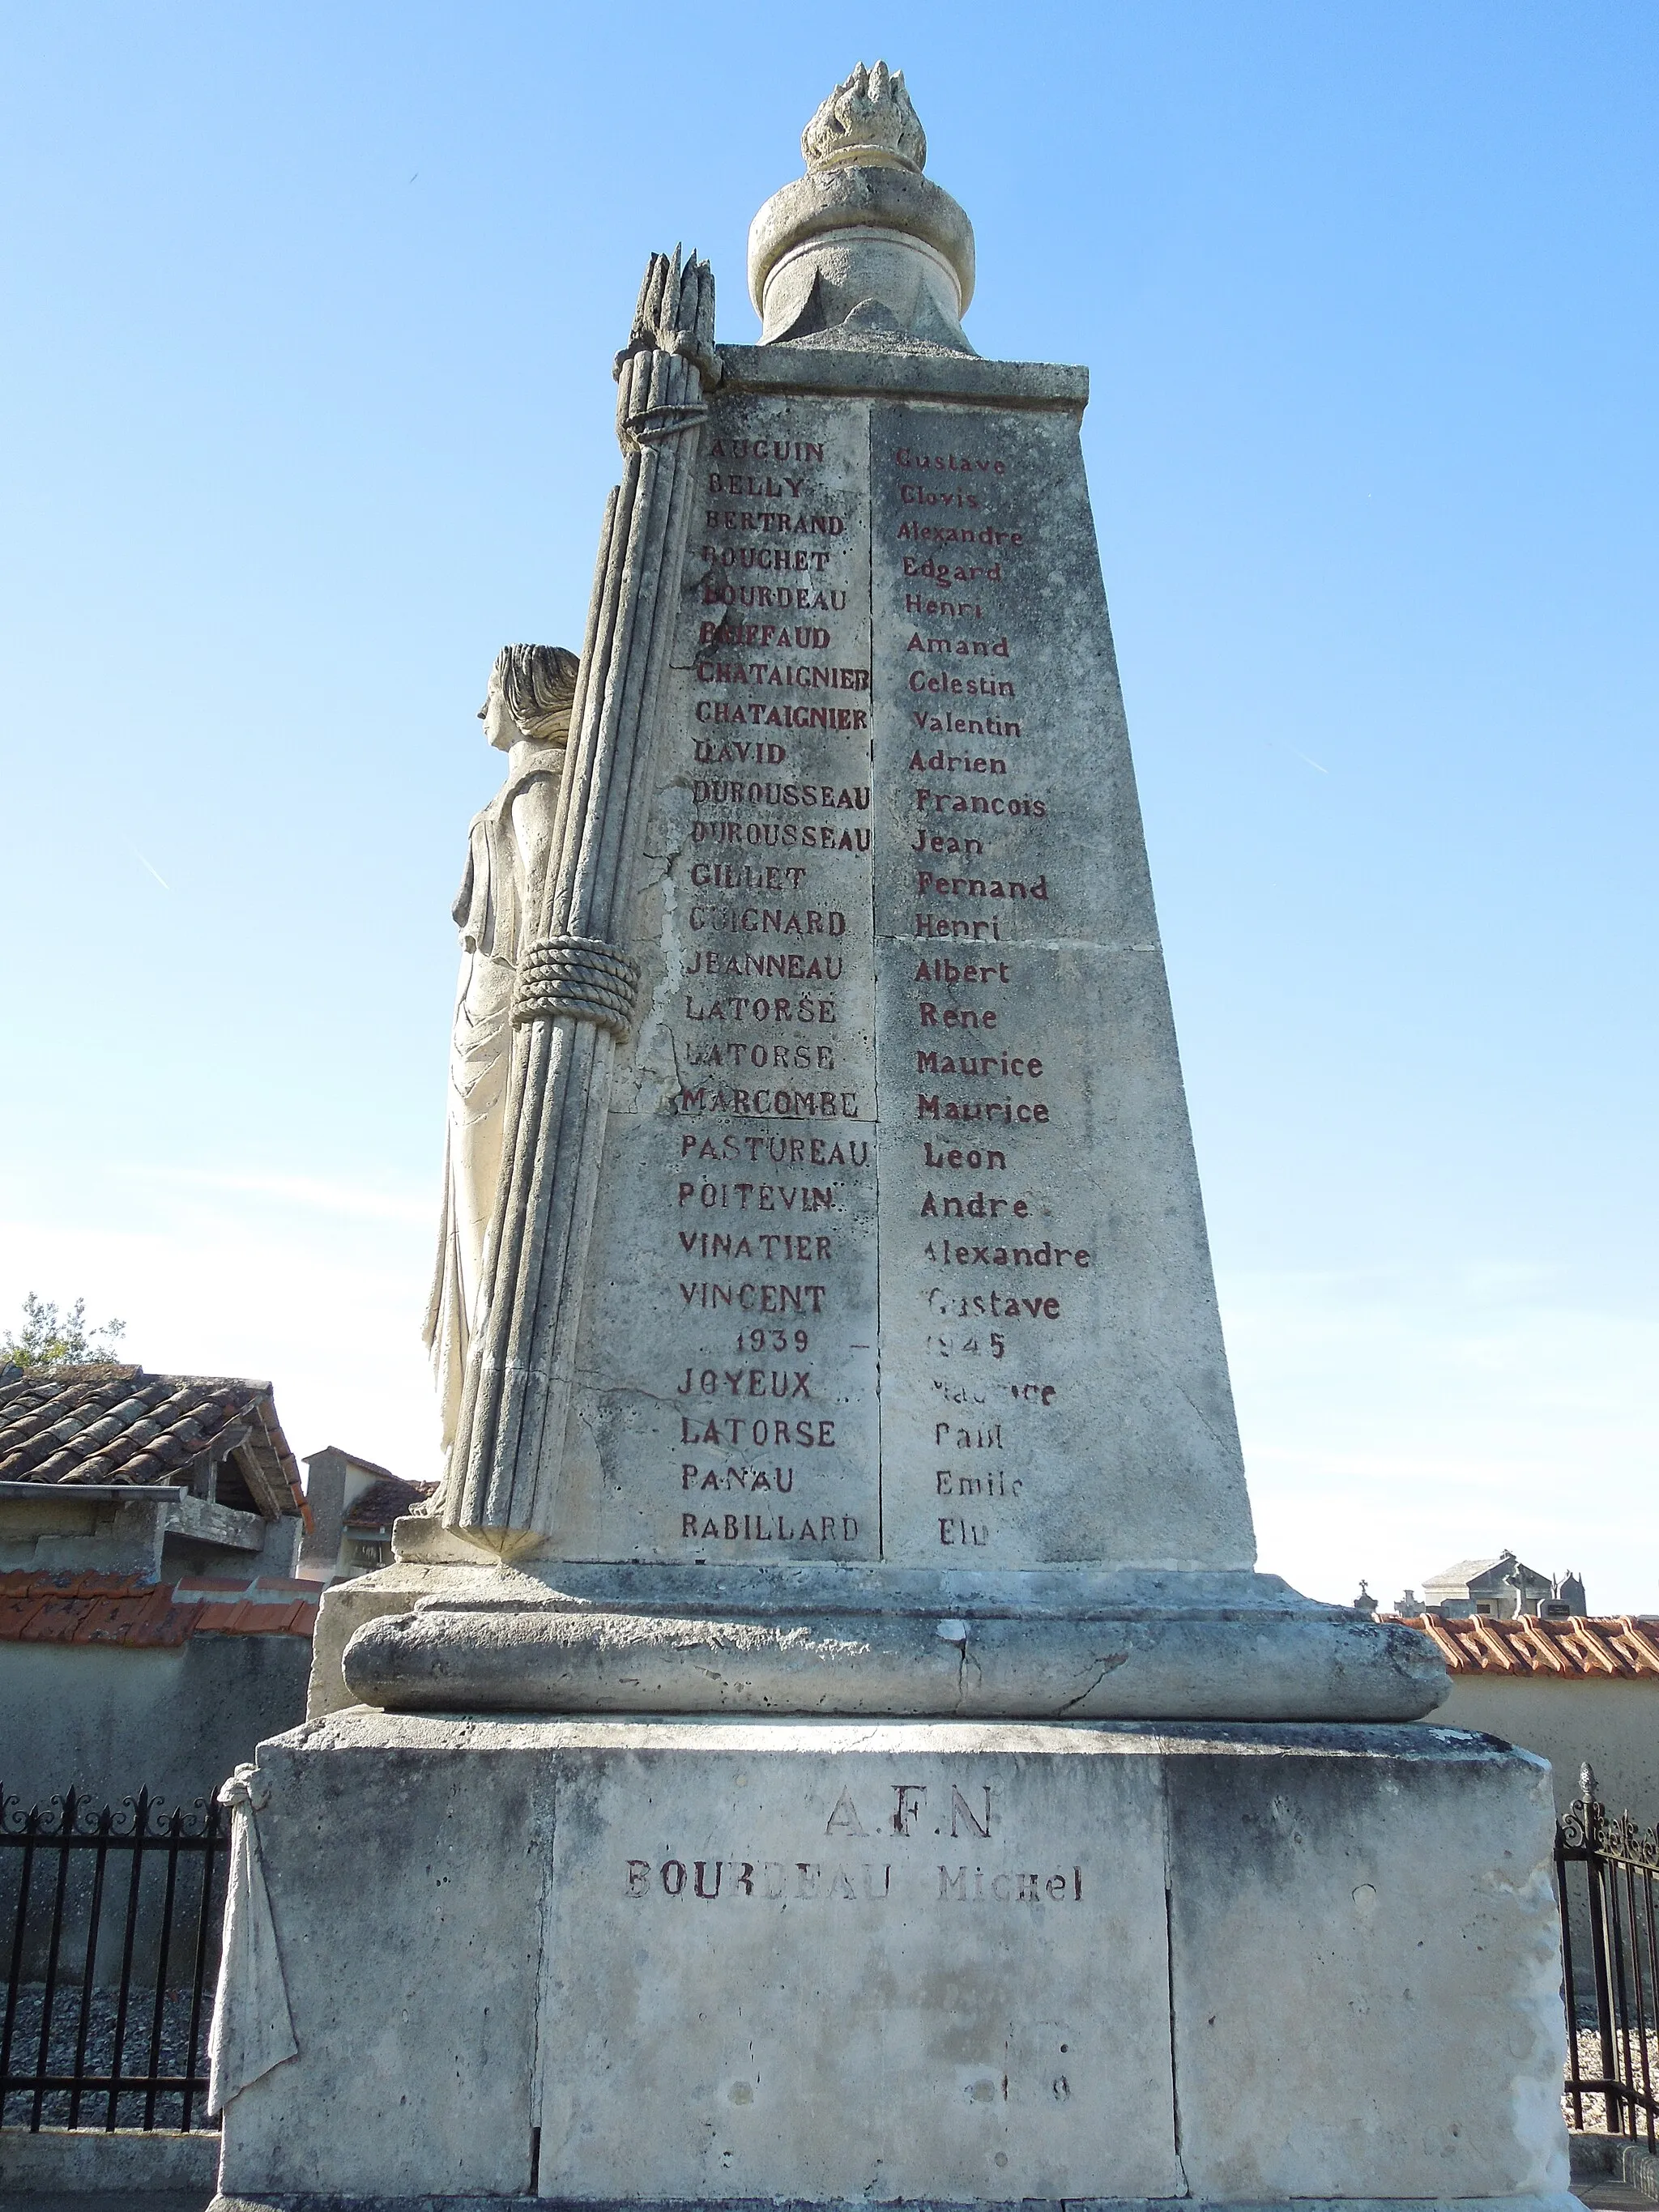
[[424, 744, 564, 1452]]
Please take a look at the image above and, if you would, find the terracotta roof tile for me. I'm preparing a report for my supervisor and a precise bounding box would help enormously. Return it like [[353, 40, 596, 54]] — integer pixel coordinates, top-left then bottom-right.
[[0, 1570, 134, 1595], [0, 1366, 305, 1522], [0, 1593, 49, 1639], [1509, 1617, 1572, 1674], [1469, 1616, 1524, 1673], [24, 1593, 106, 1644], [343, 1475, 437, 1532], [76, 1588, 194, 1647], [1388, 1613, 1659, 1679], [192, 1600, 249, 1634], [0, 1571, 317, 1647]]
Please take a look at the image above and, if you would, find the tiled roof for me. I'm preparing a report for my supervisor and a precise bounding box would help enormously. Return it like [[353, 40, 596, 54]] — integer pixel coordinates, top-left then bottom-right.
[[0, 1571, 320, 1647], [0, 1366, 303, 1519], [1388, 1613, 1659, 1679], [343, 1475, 437, 1532], [308, 1446, 399, 1483]]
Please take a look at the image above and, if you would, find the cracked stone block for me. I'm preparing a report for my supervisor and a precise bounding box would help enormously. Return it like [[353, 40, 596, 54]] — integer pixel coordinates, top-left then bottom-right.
[[215, 1712, 1570, 2211]]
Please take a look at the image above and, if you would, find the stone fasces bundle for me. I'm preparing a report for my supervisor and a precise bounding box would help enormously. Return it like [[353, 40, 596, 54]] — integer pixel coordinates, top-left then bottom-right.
[[208, 67, 1572, 2212], [439, 248, 719, 1549]]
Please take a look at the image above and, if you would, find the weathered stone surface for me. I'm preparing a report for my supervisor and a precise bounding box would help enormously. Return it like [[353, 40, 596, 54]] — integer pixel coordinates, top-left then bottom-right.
[[1164, 1726, 1570, 2202], [306, 1557, 458, 1718], [329, 340, 1431, 1720], [332, 1562, 1446, 1720], [724, 341, 1088, 407], [212, 1712, 1570, 2209], [220, 65, 1565, 2212], [749, 168, 976, 349], [528, 373, 1252, 1578], [0, 2120, 219, 2197], [539, 1728, 1176, 2203], [436, 251, 720, 1554], [320, 74, 1445, 1729], [424, 646, 578, 1458], [801, 61, 929, 175], [215, 1718, 551, 2202], [749, 64, 975, 351]]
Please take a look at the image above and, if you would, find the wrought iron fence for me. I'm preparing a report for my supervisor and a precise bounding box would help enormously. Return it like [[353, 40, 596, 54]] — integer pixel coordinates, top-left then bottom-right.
[[0, 1784, 227, 2133], [1558, 1763, 1659, 2148]]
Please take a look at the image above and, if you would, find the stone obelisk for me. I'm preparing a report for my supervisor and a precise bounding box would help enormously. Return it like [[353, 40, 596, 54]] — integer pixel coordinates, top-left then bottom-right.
[[212, 65, 1572, 2212]]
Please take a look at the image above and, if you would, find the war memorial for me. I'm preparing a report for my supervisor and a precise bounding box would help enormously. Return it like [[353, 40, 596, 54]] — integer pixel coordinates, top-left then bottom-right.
[[209, 65, 1572, 2212]]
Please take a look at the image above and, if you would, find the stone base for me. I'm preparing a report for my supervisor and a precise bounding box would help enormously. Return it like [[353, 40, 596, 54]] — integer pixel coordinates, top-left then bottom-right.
[[0, 2120, 220, 2200], [310, 1558, 1448, 1723], [1570, 2129, 1659, 2197], [214, 1713, 1569, 2209]]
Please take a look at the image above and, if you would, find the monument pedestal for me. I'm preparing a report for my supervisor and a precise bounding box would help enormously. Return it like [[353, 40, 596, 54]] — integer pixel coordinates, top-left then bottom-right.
[[212, 1712, 1569, 2212], [212, 62, 1573, 2212]]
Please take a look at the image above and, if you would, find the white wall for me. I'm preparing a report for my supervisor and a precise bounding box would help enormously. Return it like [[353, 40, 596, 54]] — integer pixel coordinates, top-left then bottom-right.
[[1435, 1675, 1659, 1826]]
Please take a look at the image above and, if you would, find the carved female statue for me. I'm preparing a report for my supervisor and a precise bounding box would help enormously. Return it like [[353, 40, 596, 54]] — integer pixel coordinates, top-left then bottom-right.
[[424, 643, 580, 1453]]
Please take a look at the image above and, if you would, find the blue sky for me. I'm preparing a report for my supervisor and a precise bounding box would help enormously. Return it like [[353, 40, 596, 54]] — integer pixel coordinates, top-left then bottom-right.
[[2, 2, 1653, 1609]]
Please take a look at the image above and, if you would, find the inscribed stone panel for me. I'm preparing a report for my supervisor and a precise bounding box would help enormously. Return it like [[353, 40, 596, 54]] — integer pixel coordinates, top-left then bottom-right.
[[536, 1726, 1179, 2202], [560, 392, 880, 1561], [868, 400, 1248, 1568], [554, 381, 1252, 1574]]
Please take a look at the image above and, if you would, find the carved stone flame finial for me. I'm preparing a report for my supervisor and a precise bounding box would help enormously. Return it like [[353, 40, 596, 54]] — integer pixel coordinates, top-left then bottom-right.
[[801, 61, 926, 175], [750, 62, 970, 349]]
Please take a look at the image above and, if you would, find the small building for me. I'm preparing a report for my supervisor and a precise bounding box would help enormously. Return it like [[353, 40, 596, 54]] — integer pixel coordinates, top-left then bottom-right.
[[0, 1363, 318, 1809], [1414, 1549, 1586, 1621], [0, 1362, 308, 1581], [300, 1447, 437, 1581]]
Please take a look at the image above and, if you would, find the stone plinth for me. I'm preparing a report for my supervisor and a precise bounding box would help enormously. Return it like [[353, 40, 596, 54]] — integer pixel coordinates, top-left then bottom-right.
[[212, 1713, 1570, 2211], [318, 1559, 1445, 1722]]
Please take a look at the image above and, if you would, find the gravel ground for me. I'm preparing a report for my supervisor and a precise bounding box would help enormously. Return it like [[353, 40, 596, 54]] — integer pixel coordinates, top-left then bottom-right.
[[1567, 2024, 1659, 2136], [0, 1985, 216, 2133]]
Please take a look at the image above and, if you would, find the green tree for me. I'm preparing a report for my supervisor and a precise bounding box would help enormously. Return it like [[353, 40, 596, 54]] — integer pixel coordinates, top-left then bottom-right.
[[0, 1294, 127, 1372]]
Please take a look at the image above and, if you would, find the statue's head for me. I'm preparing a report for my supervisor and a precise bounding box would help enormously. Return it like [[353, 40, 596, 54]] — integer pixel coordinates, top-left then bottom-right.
[[480, 644, 581, 752]]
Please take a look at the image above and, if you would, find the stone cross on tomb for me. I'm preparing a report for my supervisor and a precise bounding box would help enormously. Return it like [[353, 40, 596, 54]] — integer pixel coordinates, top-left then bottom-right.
[[210, 65, 1575, 2212]]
